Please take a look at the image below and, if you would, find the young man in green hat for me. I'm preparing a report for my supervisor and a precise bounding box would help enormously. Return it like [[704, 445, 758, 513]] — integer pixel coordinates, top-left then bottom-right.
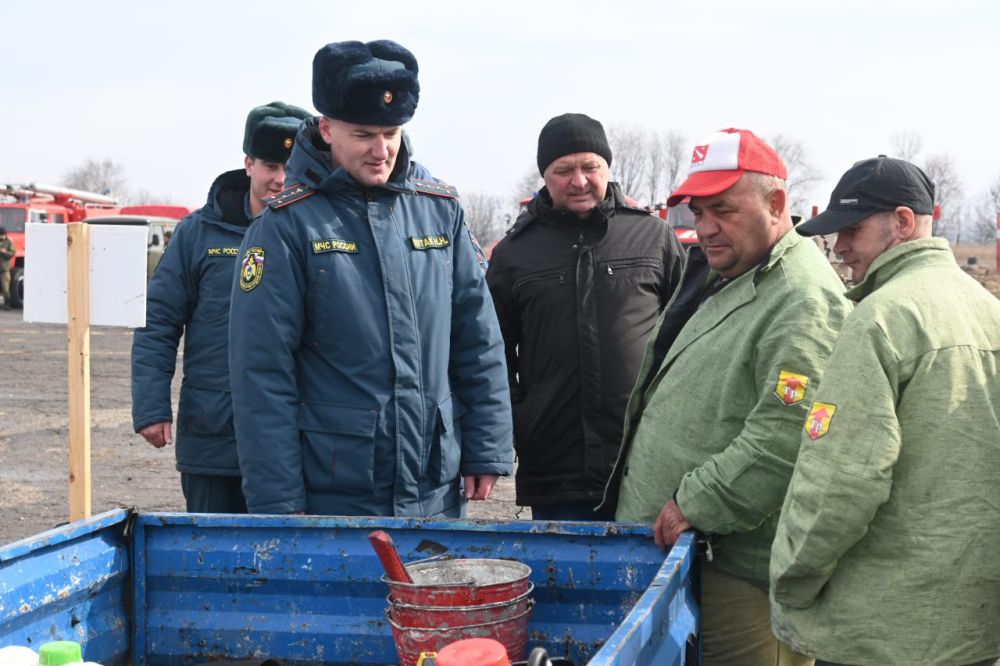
[[131, 101, 309, 512]]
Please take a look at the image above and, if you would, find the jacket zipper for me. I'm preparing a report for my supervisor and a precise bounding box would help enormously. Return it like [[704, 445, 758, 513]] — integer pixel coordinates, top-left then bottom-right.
[[512, 269, 569, 291]]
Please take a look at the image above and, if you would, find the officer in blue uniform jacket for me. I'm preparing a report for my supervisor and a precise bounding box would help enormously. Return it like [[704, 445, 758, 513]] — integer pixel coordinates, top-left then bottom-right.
[[228, 40, 513, 516], [131, 101, 310, 513]]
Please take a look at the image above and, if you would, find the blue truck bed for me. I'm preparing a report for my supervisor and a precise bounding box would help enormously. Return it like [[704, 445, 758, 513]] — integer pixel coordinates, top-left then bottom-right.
[[0, 509, 698, 665]]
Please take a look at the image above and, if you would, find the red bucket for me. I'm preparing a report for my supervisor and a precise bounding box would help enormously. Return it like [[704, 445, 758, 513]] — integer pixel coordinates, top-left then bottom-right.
[[389, 585, 534, 628], [386, 604, 531, 666], [385, 558, 532, 606]]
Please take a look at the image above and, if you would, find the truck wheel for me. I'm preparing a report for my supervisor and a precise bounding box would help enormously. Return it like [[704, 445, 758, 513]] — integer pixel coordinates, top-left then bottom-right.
[[9, 267, 23, 309]]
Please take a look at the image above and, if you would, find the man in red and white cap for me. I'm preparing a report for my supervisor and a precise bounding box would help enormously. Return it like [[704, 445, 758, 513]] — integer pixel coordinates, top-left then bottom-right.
[[601, 129, 850, 664]]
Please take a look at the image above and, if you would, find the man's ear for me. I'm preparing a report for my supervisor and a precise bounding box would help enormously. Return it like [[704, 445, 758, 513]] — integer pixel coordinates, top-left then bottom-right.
[[318, 116, 333, 144], [767, 186, 787, 220], [892, 206, 917, 241], [244, 155, 253, 176]]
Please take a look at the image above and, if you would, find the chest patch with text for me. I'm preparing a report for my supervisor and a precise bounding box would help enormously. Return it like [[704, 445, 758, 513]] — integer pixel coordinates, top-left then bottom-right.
[[410, 235, 450, 250], [206, 247, 240, 257], [312, 238, 359, 254]]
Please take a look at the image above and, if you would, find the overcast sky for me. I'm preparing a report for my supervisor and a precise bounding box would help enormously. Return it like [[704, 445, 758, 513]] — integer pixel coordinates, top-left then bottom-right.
[[3, 0, 997, 215]]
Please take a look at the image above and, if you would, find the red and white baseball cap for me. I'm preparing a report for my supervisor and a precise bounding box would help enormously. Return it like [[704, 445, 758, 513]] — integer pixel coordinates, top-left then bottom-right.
[[667, 128, 787, 207]]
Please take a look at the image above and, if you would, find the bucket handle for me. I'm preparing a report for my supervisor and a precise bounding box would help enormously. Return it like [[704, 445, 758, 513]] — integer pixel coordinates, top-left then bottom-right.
[[405, 552, 455, 567]]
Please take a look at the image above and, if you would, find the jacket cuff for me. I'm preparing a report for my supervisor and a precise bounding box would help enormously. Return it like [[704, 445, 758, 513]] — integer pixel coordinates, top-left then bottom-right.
[[459, 462, 512, 477], [133, 414, 173, 433], [674, 481, 714, 532]]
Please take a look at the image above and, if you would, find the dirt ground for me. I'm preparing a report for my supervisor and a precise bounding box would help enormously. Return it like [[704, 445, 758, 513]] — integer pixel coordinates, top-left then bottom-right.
[[0, 314, 523, 547]]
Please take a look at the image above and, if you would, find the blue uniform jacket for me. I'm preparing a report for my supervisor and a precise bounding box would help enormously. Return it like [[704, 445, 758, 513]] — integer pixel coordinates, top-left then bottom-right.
[[228, 119, 513, 516], [131, 169, 251, 476]]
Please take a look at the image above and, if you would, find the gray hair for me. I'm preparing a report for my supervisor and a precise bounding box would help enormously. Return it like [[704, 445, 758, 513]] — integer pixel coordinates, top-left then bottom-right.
[[745, 172, 786, 198]]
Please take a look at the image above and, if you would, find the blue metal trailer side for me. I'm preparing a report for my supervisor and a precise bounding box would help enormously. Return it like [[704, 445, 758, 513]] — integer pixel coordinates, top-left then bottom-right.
[[0, 510, 698, 665]]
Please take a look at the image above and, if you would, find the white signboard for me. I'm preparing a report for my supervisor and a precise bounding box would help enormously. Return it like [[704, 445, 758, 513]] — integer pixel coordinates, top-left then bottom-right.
[[23, 223, 148, 327]]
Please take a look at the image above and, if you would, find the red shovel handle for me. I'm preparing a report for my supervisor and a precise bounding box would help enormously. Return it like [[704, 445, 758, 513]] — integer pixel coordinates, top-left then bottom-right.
[[368, 530, 414, 583]]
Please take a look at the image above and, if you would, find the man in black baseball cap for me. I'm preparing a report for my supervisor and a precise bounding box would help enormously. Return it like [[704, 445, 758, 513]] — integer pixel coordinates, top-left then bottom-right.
[[796, 155, 935, 281], [772, 156, 1000, 665]]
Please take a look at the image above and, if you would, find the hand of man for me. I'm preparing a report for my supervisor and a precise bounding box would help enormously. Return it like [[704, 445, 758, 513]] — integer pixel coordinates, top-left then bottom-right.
[[653, 498, 691, 550], [139, 422, 173, 448], [463, 474, 498, 501]]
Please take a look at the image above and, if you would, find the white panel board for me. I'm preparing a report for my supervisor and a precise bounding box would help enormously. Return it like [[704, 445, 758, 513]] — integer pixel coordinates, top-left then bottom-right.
[[23, 223, 148, 327], [23, 223, 67, 324]]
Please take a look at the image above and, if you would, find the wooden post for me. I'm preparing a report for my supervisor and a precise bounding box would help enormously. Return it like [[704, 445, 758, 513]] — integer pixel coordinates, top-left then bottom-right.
[[67, 223, 91, 521]]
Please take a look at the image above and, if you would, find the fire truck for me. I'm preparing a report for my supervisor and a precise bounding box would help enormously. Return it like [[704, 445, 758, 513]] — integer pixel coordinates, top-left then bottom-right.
[[0, 184, 121, 309]]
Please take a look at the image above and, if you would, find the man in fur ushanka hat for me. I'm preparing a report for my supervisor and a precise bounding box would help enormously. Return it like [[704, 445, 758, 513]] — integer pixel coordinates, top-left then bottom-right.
[[228, 40, 513, 518]]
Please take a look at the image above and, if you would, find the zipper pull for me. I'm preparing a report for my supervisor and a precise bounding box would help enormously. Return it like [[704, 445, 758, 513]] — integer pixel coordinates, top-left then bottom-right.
[[607, 265, 613, 275], [558, 273, 566, 285]]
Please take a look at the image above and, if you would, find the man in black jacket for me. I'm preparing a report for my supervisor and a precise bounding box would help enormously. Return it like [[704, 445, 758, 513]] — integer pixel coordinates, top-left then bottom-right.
[[487, 113, 685, 520]]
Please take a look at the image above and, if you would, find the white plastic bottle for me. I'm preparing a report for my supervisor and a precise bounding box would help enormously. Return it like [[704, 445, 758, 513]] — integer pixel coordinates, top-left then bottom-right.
[[0, 645, 40, 666]]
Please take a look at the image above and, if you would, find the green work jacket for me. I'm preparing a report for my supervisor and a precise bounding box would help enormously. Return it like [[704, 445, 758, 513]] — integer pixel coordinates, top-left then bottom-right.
[[770, 238, 1000, 665], [607, 228, 850, 587]]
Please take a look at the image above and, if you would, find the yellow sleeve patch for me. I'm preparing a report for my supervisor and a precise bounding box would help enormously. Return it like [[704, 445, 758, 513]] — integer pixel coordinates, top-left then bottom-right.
[[774, 370, 809, 406], [804, 402, 837, 440], [240, 246, 265, 292]]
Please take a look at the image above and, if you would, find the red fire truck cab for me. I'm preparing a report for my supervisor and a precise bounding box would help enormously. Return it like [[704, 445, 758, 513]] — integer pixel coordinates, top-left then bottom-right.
[[0, 184, 123, 308]]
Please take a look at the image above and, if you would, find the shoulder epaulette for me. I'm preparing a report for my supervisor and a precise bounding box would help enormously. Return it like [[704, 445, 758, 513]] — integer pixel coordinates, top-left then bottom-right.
[[413, 178, 459, 199], [265, 183, 316, 210]]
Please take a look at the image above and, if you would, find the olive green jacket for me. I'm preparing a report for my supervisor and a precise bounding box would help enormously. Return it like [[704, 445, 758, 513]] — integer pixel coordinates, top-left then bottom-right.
[[607, 228, 850, 588], [0, 236, 14, 272], [770, 238, 1000, 665]]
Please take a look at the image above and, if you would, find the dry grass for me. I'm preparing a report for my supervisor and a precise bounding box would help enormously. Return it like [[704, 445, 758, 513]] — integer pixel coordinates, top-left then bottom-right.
[[952, 245, 1000, 298], [953, 243, 997, 269]]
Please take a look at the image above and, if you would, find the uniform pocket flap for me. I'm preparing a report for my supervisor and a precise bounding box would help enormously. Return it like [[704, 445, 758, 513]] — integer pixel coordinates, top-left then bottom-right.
[[299, 402, 378, 437], [436, 394, 468, 433]]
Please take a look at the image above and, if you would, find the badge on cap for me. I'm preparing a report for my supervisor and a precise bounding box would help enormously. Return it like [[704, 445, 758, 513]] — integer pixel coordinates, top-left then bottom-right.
[[804, 401, 837, 440], [774, 370, 809, 406], [283, 137, 293, 149], [383, 90, 393, 104], [240, 246, 265, 292]]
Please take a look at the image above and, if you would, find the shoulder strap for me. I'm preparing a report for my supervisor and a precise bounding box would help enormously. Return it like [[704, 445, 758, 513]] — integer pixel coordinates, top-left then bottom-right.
[[412, 178, 459, 199], [264, 183, 316, 210]]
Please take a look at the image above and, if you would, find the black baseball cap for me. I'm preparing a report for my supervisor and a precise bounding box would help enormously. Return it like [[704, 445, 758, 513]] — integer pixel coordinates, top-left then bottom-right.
[[797, 155, 935, 236]]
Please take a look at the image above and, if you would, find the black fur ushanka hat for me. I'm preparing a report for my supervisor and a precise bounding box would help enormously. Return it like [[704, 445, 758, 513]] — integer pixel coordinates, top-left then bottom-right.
[[312, 40, 419, 126]]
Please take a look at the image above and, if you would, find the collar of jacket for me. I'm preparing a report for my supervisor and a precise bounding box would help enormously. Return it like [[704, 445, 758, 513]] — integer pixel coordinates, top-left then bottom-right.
[[200, 169, 252, 231], [846, 237, 953, 302], [646, 227, 807, 384], [506, 182, 632, 240], [284, 116, 414, 197], [751, 225, 804, 282]]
